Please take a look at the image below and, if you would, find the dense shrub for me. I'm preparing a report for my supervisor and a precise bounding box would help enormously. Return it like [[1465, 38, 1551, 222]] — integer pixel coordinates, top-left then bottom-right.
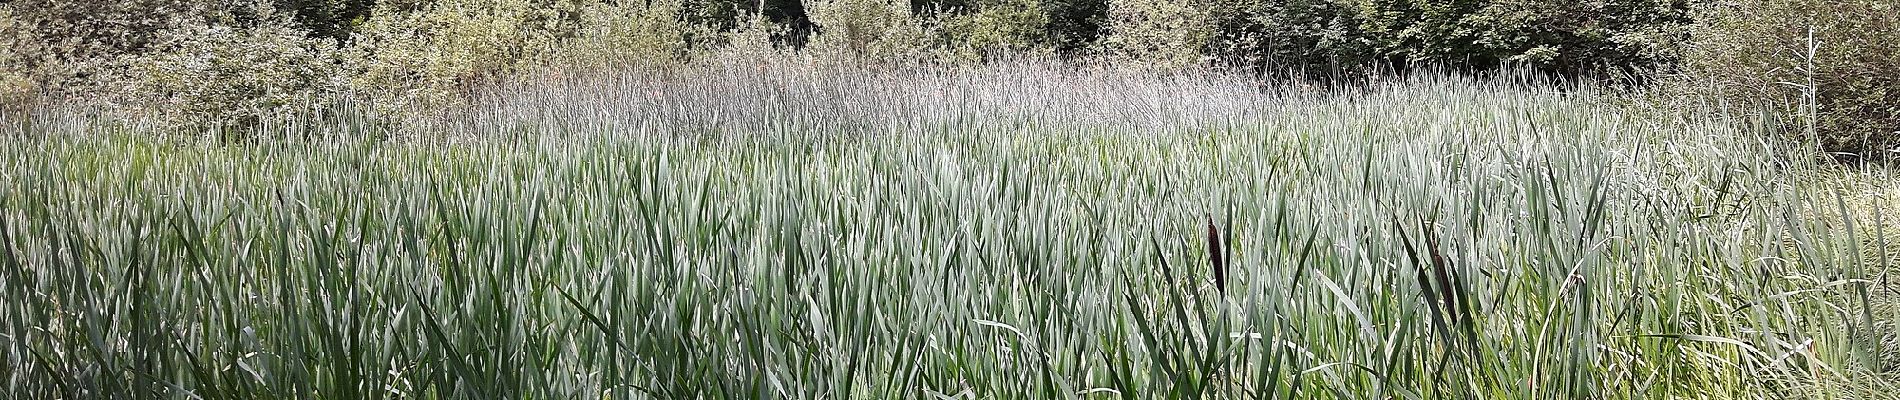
[[121, 11, 345, 133], [1039, 0, 1109, 52], [937, 0, 1054, 61], [0, 8, 31, 109], [345, 0, 571, 109], [1453, 0, 1690, 74], [0, 1, 348, 131], [713, 12, 792, 60], [550, 0, 714, 69], [804, 0, 936, 63], [5, 0, 1891, 158], [741, 0, 819, 47], [1680, 0, 1900, 162], [1099, 0, 1216, 69], [0, 0, 216, 99], [272, 0, 378, 42], [1207, 0, 1375, 75], [1098, 0, 1690, 75]]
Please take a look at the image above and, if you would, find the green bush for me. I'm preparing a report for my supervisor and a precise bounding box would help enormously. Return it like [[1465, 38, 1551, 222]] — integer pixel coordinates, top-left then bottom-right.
[[1455, 0, 1690, 74], [938, 0, 1054, 61], [1680, 0, 1900, 162], [345, 0, 571, 110], [0, 1, 348, 132], [550, 0, 713, 69], [121, 12, 345, 133], [709, 12, 791, 60], [12, 0, 1892, 154], [0, 8, 32, 109], [1040, 0, 1109, 52], [272, 0, 378, 42], [1100, 0, 1689, 75], [1311, 0, 1686, 75], [0, 0, 218, 98], [1100, 0, 1216, 69], [804, 0, 936, 63], [1208, 0, 1375, 75]]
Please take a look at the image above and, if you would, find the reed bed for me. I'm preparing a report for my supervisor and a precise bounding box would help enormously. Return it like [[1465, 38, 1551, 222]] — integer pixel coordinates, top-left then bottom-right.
[[0, 61, 1893, 399]]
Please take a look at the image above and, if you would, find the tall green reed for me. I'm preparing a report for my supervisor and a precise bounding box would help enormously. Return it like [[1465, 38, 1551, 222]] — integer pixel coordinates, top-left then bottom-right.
[[0, 61, 1890, 399]]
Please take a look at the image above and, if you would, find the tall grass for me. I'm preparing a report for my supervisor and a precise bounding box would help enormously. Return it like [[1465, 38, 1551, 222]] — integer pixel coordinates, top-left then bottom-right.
[[0, 61, 1892, 399]]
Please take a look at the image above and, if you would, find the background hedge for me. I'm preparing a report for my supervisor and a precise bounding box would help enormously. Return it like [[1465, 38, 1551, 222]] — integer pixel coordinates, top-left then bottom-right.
[[1, 0, 1893, 160]]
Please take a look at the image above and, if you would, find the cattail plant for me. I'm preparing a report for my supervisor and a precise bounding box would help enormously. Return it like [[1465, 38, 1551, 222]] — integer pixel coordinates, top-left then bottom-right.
[[0, 57, 1891, 399]]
